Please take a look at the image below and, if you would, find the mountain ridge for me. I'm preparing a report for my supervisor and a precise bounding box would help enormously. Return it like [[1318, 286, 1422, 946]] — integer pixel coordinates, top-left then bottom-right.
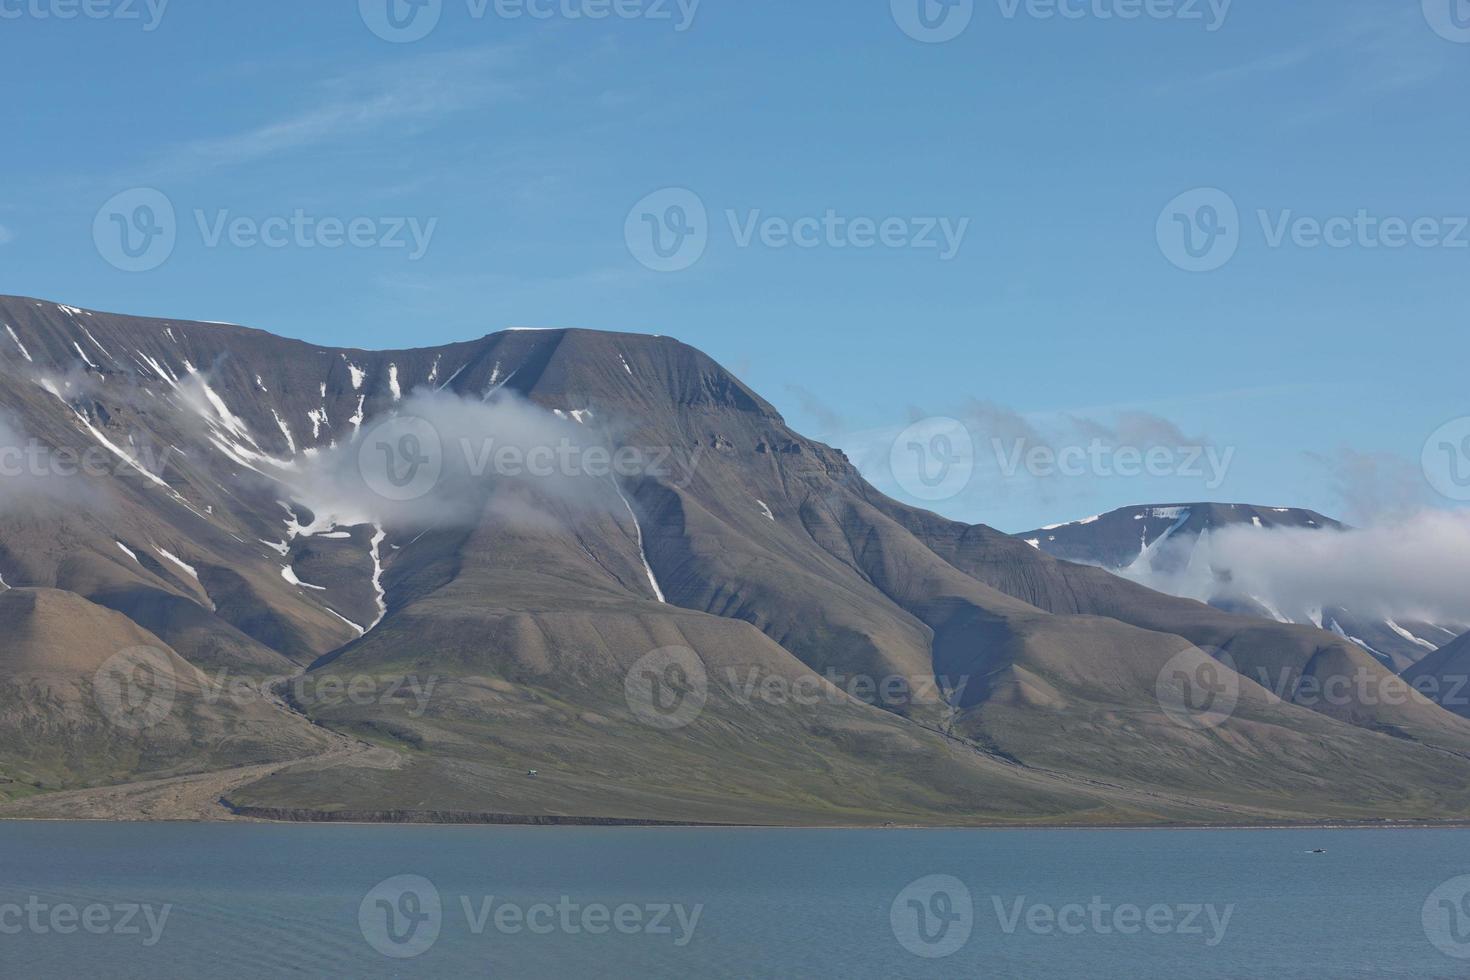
[[5, 294, 1470, 826], [1016, 501, 1464, 671]]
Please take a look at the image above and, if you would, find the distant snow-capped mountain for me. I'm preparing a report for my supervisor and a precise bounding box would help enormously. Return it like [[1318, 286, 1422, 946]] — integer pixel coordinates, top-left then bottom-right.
[[1018, 503, 1464, 671]]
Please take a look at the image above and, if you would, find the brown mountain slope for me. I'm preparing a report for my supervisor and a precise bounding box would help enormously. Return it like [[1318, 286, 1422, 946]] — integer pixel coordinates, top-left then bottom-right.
[[0, 588, 332, 797], [4, 294, 1470, 824], [1403, 631, 1470, 719]]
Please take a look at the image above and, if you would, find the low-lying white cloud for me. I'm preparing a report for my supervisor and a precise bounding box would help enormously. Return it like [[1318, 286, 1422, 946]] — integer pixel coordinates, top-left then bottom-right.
[[277, 388, 683, 532], [1123, 509, 1470, 626]]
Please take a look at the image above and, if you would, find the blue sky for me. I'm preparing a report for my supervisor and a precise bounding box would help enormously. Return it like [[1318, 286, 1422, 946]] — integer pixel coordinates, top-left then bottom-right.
[[2, 0, 1468, 531]]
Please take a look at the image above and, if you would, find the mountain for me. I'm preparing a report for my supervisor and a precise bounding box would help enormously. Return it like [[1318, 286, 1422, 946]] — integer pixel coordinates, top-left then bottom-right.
[[1403, 630, 1470, 719], [5, 295, 1470, 826], [1018, 504, 1465, 672], [1019, 503, 1342, 570], [0, 587, 333, 797]]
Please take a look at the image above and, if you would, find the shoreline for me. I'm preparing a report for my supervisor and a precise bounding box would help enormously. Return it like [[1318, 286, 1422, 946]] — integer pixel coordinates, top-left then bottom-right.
[[4, 810, 1470, 831]]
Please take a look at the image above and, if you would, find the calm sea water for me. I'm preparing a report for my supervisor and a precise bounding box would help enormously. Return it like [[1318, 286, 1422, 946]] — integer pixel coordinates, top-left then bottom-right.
[[2, 823, 1469, 978]]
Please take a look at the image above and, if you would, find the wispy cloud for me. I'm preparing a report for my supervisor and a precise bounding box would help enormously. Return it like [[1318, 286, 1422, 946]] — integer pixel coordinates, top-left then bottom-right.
[[152, 46, 520, 179], [1180, 42, 1324, 92], [1164, 5, 1457, 111], [784, 385, 847, 433], [0, 224, 13, 246], [836, 400, 1224, 518], [1304, 447, 1436, 524]]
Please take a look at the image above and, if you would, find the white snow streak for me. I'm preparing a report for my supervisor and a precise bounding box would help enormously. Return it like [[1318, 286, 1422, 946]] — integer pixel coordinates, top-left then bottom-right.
[[1386, 620, 1438, 651], [281, 565, 326, 591], [156, 548, 199, 581], [69, 409, 170, 489], [613, 483, 666, 603], [307, 407, 329, 440], [368, 526, 388, 630], [4, 326, 31, 361], [271, 410, 297, 455], [79, 325, 112, 358], [325, 607, 366, 635]]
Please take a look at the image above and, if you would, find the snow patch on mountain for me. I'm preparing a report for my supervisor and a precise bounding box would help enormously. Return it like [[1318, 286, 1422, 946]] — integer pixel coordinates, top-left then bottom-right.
[[4, 326, 31, 362]]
